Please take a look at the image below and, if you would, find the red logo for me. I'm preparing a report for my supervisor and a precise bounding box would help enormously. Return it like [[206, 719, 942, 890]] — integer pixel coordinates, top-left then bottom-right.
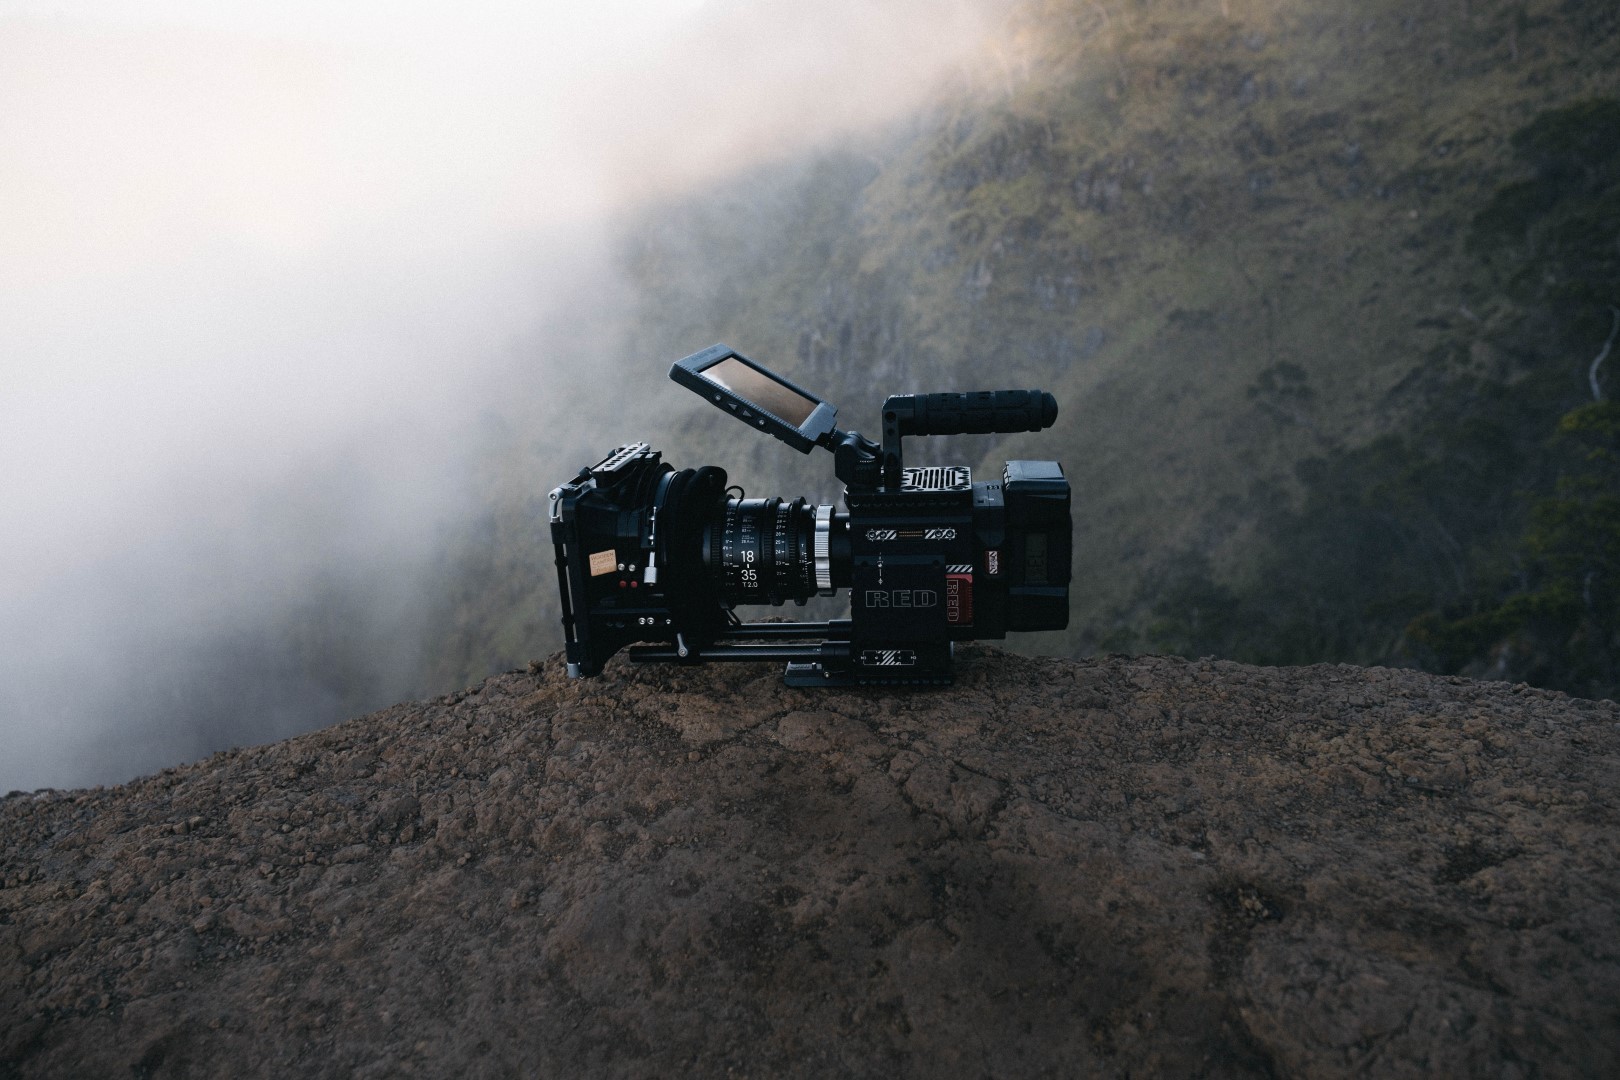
[[945, 574, 974, 625]]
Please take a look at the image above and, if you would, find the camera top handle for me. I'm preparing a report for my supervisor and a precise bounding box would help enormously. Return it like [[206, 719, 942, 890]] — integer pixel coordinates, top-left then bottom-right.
[[878, 390, 1058, 489]]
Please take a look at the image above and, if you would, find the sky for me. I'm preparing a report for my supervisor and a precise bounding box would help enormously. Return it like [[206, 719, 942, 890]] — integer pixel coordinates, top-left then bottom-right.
[[0, 0, 1003, 791]]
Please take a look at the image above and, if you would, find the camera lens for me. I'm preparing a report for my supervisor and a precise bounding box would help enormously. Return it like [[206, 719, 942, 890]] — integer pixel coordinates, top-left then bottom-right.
[[705, 496, 820, 606]]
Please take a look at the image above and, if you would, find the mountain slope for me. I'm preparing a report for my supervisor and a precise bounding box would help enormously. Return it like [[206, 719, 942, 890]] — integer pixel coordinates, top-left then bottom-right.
[[586, 0, 1620, 685], [401, 0, 1620, 704]]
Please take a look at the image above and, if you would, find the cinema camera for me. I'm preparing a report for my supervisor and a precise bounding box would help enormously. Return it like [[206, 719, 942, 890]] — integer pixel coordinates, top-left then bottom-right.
[[548, 344, 1071, 686]]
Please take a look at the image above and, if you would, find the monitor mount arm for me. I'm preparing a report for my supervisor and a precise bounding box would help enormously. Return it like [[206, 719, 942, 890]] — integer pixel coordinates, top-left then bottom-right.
[[826, 427, 883, 491]]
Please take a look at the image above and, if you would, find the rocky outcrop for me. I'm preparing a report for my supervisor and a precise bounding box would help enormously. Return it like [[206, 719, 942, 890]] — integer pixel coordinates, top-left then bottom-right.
[[3, 646, 1618, 1077]]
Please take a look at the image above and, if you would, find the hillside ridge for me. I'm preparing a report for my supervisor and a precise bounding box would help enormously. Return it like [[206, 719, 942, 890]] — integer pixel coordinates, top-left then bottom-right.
[[4, 647, 1618, 1077]]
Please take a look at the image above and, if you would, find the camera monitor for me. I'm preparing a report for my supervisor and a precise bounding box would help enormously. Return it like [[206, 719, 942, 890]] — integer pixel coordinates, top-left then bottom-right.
[[671, 344, 839, 453]]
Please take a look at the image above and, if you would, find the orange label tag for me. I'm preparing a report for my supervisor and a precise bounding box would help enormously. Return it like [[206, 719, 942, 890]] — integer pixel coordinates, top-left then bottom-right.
[[588, 550, 618, 577]]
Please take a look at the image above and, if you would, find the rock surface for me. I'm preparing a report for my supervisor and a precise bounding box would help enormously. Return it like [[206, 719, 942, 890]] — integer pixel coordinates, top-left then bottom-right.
[[3, 646, 1618, 1078]]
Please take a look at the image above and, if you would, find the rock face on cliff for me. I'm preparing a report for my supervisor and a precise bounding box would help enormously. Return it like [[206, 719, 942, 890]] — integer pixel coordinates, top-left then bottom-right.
[[3, 646, 1618, 1077]]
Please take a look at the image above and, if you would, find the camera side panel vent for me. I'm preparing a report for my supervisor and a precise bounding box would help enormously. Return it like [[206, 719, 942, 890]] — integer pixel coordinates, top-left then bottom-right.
[[903, 465, 972, 491]]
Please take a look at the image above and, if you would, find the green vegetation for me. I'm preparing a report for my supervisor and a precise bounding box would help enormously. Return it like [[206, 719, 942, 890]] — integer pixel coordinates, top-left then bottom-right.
[[1127, 92, 1620, 698], [423, 0, 1620, 700], [1407, 399, 1620, 696]]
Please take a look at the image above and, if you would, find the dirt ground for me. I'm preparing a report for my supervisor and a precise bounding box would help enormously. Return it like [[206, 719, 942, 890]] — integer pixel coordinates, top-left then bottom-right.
[[3, 645, 1618, 1078]]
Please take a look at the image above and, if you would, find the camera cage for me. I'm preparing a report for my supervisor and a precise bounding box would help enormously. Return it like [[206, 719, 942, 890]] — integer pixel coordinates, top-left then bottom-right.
[[550, 344, 1067, 686]]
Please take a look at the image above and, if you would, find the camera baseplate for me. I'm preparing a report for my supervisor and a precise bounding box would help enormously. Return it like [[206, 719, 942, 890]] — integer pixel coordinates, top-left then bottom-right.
[[625, 621, 955, 687]]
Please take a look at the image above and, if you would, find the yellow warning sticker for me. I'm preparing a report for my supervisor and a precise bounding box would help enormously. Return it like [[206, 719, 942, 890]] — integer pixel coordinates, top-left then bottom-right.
[[588, 550, 618, 577]]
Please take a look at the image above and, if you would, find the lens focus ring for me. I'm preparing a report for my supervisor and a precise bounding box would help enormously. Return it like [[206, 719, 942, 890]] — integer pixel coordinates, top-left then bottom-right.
[[814, 504, 834, 592]]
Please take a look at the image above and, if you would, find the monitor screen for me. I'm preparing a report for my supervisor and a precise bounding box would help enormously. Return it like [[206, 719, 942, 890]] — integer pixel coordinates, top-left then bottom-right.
[[701, 357, 819, 427]]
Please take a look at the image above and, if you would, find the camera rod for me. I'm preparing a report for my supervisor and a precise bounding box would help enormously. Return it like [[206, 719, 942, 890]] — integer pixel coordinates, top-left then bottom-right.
[[626, 620, 852, 665], [714, 621, 846, 639], [627, 641, 850, 665]]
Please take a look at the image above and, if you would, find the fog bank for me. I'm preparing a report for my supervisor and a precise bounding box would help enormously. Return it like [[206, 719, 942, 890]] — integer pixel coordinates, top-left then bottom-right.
[[0, 0, 1004, 792]]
